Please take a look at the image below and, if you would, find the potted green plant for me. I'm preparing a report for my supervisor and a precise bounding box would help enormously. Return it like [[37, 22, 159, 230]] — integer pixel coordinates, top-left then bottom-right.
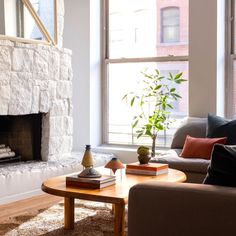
[[137, 145, 150, 164], [123, 69, 186, 157]]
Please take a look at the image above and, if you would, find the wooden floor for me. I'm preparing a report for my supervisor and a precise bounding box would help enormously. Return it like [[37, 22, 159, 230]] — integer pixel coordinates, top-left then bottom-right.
[[0, 194, 62, 222]]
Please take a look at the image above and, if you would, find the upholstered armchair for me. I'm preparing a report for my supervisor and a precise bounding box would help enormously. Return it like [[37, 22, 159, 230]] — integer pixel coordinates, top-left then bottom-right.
[[128, 181, 236, 236]]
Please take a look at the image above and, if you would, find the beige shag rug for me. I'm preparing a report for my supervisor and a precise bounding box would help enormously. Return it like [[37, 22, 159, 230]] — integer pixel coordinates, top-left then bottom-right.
[[0, 200, 127, 236]]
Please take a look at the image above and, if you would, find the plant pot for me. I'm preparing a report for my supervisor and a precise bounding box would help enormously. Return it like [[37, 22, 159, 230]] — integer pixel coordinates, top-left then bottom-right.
[[138, 154, 151, 164]]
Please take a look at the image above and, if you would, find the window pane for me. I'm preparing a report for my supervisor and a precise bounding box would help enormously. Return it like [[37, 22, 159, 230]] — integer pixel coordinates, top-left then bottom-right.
[[109, 0, 189, 58], [162, 8, 179, 25], [23, 4, 45, 40], [161, 8, 180, 43], [107, 62, 189, 147], [162, 25, 180, 43], [28, 0, 55, 39]]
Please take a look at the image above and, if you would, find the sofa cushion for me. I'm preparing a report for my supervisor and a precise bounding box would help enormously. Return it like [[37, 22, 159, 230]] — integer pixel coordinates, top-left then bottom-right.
[[180, 135, 227, 159], [207, 114, 236, 145], [171, 117, 207, 149], [151, 149, 210, 173], [203, 144, 236, 187]]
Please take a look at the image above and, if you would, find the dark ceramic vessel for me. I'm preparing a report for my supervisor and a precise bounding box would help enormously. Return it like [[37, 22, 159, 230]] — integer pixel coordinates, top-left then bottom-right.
[[138, 155, 151, 164]]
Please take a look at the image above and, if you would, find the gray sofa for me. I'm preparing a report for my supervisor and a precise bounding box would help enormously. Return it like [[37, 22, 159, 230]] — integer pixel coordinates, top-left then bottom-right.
[[128, 117, 236, 236], [151, 117, 209, 183], [128, 181, 236, 236]]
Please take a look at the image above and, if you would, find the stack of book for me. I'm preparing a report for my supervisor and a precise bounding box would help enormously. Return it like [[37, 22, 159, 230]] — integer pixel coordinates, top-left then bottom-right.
[[66, 174, 116, 189], [126, 162, 168, 176]]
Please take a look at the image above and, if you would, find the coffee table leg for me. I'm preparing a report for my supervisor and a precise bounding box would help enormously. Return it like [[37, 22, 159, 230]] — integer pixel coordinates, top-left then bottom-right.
[[64, 197, 74, 229], [114, 203, 125, 236], [111, 204, 115, 214]]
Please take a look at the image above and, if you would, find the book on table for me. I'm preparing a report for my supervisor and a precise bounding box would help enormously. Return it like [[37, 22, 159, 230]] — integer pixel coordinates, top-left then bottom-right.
[[126, 162, 168, 176], [66, 174, 116, 189]]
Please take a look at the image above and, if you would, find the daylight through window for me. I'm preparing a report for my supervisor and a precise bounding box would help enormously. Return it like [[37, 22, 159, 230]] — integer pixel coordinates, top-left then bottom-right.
[[104, 0, 189, 147]]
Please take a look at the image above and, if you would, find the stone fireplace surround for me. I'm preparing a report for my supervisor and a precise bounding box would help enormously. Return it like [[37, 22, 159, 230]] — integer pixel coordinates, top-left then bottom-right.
[[0, 39, 73, 161], [0, 40, 113, 204]]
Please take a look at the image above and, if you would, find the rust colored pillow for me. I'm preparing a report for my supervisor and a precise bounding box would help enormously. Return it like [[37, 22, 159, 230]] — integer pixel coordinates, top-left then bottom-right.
[[180, 135, 227, 159]]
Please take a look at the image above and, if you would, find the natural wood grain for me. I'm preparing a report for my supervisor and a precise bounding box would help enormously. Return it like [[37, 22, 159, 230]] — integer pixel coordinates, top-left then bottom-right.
[[0, 34, 50, 45], [42, 167, 186, 233], [0, 194, 61, 222], [114, 203, 125, 236], [64, 197, 75, 229], [42, 168, 186, 203]]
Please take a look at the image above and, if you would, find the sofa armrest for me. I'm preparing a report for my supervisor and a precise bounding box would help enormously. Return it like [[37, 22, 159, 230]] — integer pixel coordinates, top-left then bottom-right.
[[171, 117, 207, 149], [128, 181, 236, 236]]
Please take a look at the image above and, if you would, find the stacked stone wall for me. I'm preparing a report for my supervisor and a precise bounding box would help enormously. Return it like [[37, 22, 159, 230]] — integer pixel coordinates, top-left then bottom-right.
[[0, 40, 73, 161]]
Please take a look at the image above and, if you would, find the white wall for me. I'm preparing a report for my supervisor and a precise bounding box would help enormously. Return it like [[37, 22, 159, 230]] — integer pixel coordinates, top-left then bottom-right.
[[64, 0, 226, 153], [90, 0, 102, 147], [189, 0, 214, 116], [63, 0, 102, 151], [189, 0, 225, 117]]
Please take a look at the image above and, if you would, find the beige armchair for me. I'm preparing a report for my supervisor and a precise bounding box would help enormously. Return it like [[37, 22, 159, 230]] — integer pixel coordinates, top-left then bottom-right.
[[128, 181, 236, 236]]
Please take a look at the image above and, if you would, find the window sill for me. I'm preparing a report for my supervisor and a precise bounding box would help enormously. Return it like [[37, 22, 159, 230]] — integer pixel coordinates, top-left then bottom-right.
[[93, 144, 169, 164], [157, 42, 188, 46]]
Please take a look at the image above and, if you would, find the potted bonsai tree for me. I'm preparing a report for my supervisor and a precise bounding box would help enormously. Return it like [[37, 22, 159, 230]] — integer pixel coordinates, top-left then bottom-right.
[[123, 69, 186, 157]]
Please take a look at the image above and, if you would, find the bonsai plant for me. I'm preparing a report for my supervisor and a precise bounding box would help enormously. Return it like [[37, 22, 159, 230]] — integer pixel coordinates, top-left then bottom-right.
[[123, 69, 186, 157]]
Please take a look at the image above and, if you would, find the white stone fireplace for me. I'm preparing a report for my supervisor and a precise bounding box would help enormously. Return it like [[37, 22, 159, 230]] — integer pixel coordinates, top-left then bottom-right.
[[0, 39, 73, 161], [0, 39, 113, 204], [0, 1, 114, 204]]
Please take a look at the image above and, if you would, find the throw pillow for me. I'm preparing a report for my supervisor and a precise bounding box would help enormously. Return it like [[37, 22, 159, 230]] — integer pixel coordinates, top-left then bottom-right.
[[180, 135, 227, 159], [207, 114, 236, 145], [203, 144, 236, 187]]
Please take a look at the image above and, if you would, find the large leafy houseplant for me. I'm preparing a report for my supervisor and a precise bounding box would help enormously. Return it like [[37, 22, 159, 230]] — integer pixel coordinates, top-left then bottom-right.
[[123, 69, 186, 157]]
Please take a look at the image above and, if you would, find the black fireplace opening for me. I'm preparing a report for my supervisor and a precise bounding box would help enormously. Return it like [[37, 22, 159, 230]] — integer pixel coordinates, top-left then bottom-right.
[[0, 114, 42, 162]]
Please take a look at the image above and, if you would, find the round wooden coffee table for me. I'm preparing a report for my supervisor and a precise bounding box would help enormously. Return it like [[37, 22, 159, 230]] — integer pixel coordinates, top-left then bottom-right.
[[42, 167, 186, 236]]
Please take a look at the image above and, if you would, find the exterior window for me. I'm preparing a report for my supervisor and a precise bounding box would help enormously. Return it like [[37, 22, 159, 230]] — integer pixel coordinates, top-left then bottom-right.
[[161, 7, 180, 43], [17, 0, 54, 40], [104, 0, 189, 147]]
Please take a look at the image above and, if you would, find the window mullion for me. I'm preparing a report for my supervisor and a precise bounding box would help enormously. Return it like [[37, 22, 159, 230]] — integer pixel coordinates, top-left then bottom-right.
[[105, 56, 188, 64], [104, 0, 110, 59], [231, 0, 235, 54]]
